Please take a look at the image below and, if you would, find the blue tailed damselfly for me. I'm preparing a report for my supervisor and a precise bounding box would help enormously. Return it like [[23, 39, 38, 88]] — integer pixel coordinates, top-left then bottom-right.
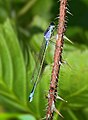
[[29, 22, 55, 102]]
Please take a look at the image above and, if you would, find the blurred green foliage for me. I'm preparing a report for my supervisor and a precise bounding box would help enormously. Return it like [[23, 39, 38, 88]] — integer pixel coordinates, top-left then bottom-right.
[[0, 0, 88, 120]]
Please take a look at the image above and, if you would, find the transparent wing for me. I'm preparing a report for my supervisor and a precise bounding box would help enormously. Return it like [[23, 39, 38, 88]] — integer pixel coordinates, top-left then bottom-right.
[[29, 38, 49, 102], [31, 39, 47, 83]]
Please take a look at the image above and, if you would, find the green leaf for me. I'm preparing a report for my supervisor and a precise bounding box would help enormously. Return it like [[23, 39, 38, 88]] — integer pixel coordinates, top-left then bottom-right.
[[0, 19, 29, 112], [59, 50, 88, 106], [18, 114, 36, 120], [0, 114, 36, 120], [55, 49, 88, 119], [0, 26, 13, 90], [3, 19, 27, 103]]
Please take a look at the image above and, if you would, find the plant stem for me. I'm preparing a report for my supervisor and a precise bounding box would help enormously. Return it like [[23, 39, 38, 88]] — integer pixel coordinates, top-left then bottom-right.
[[46, 0, 67, 119]]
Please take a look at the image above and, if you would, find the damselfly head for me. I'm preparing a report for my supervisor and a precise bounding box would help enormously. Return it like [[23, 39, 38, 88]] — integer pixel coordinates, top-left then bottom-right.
[[44, 22, 55, 41], [49, 22, 55, 29], [50, 22, 55, 26]]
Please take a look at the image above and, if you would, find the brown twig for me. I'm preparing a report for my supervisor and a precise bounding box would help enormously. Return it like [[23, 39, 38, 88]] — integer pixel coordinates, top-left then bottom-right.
[[46, 0, 67, 119]]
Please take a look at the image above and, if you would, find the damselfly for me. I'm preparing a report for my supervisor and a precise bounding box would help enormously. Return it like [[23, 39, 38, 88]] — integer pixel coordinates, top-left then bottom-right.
[[29, 22, 55, 102]]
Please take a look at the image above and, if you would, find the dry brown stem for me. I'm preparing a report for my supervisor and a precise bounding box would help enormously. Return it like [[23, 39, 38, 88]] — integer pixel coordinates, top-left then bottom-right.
[[46, 0, 67, 119]]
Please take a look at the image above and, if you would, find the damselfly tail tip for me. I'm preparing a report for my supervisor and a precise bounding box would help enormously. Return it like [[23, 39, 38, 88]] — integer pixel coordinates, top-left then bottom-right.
[[28, 92, 34, 102]]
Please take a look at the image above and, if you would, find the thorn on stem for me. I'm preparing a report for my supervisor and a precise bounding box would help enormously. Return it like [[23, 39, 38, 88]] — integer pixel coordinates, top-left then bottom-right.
[[59, 61, 64, 67], [56, 95, 67, 102], [54, 107, 64, 118], [67, 10, 73, 16], [62, 60, 72, 69], [54, 16, 60, 20], [63, 35, 73, 44], [41, 116, 46, 120]]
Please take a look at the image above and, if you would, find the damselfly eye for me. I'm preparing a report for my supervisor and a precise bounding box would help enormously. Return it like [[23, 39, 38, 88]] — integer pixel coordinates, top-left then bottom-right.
[[50, 22, 55, 26]]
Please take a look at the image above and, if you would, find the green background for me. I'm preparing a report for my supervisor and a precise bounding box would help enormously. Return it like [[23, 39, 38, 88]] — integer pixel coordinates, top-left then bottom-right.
[[0, 0, 88, 120]]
